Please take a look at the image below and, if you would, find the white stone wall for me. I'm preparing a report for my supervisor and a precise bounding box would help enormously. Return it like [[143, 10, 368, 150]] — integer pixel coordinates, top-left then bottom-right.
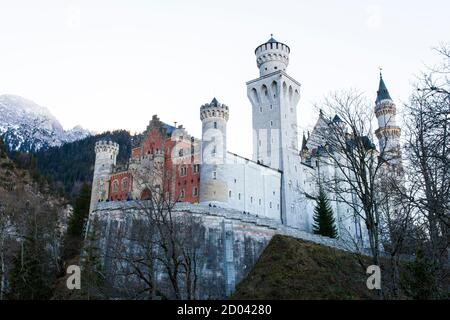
[[223, 152, 282, 221]]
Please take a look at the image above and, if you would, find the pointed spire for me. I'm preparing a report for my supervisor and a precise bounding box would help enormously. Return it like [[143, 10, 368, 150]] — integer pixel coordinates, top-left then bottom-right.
[[267, 33, 277, 43], [301, 132, 308, 151], [376, 70, 392, 104], [210, 97, 219, 106]]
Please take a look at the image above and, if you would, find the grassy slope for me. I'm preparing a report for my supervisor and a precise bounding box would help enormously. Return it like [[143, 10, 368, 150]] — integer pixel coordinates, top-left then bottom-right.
[[232, 235, 379, 300]]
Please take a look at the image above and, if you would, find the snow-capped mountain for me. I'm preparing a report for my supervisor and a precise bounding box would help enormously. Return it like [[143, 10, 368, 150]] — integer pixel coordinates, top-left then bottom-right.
[[0, 94, 92, 152]]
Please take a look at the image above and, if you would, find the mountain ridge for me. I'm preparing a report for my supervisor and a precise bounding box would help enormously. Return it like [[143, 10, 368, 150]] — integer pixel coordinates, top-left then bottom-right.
[[0, 94, 92, 152]]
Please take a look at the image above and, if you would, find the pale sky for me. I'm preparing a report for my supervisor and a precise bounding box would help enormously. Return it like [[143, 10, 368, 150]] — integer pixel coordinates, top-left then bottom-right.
[[1, 0, 449, 157]]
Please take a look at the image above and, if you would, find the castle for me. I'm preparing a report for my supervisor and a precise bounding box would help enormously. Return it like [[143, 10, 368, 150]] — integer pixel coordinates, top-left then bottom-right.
[[88, 36, 402, 250]]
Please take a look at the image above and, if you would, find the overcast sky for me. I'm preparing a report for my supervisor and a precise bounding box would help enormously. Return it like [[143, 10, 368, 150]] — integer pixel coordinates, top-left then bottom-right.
[[1, 0, 449, 157]]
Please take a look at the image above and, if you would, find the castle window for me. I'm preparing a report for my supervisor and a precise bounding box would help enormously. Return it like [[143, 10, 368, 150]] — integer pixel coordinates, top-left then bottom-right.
[[238, 193, 241, 200], [179, 149, 184, 157], [277, 204, 279, 210], [112, 180, 119, 193], [250, 196, 253, 203], [212, 171, 217, 180], [229, 190, 232, 198], [214, 122, 217, 129], [270, 105, 273, 110], [259, 199, 261, 205], [121, 178, 128, 190], [260, 107, 263, 112], [191, 146, 194, 154], [180, 165, 187, 176], [234, 178, 237, 183], [180, 189, 185, 199], [110, 155, 113, 159], [269, 202, 272, 208], [274, 66, 277, 70], [193, 187, 198, 196], [193, 164, 199, 173], [270, 120, 273, 127]]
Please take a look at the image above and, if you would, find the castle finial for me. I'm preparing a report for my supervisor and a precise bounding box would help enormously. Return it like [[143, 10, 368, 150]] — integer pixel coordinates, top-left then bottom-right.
[[376, 69, 392, 103], [379, 66, 383, 78]]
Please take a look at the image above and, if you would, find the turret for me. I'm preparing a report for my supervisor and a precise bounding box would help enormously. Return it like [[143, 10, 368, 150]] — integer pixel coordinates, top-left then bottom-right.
[[374, 72, 401, 165], [255, 35, 290, 77], [89, 140, 119, 213], [199, 97, 229, 204]]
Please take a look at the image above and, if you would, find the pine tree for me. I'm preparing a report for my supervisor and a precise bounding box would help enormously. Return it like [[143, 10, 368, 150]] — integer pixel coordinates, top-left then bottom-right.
[[67, 183, 91, 237], [80, 217, 106, 299], [313, 188, 338, 238], [8, 225, 53, 299]]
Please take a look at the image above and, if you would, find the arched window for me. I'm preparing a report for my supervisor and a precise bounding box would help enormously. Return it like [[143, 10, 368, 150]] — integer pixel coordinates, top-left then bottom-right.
[[214, 121, 217, 129], [141, 188, 151, 200], [229, 190, 232, 198], [112, 180, 119, 192], [121, 178, 128, 190]]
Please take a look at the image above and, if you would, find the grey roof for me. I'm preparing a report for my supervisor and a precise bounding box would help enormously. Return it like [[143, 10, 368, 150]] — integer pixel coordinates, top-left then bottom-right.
[[267, 36, 277, 43], [301, 133, 308, 151], [332, 114, 343, 123], [162, 123, 176, 135], [376, 74, 392, 104], [210, 97, 219, 106]]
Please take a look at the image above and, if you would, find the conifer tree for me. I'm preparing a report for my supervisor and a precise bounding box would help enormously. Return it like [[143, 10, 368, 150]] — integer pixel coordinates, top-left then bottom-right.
[[313, 188, 338, 238], [67, 183, 91, 237], [8, 222, 53, 299], [80, 217, 106, 299]]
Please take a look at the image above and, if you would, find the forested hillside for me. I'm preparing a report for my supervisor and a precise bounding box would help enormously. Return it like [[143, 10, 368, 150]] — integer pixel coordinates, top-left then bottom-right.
[[8, 130, 134, 197], [0, 138, 70, 299]]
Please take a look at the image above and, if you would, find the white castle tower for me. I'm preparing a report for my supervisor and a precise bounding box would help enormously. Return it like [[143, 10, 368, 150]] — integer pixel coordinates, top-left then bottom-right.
[[199, 98, 230, 204], [246, 36, 302, 226], [89, 140, 119, 213], [374, 72, 401, 167]]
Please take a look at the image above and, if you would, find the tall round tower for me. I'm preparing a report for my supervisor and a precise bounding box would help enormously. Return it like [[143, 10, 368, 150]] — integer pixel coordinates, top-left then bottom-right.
[[199, 97, 229, 204], [374, 72, 401, 166], [255, 35, 290, 77], [89, 140, 119, 213]]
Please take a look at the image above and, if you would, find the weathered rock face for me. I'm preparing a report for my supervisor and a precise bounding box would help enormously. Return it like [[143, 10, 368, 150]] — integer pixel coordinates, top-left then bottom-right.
[[89, 202, 348, 299]]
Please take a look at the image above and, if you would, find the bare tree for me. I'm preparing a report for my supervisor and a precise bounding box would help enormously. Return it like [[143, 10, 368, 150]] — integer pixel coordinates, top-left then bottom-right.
[[106, 151, 205, 300], [400, 44, 450, 295], [309, 90, 389, 277]]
